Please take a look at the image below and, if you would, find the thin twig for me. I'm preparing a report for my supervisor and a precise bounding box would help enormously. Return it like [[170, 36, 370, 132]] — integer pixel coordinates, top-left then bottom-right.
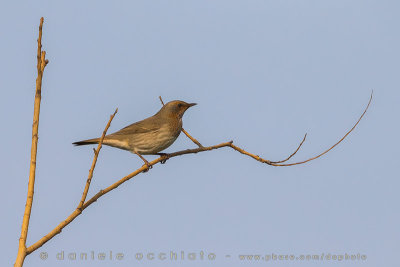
[[230, 91, 373, 167], [15, 17, 48, 267], [159, 96, 203, 147], [181, 128, 204, 148], [77, 108, 118, 210], [269, 133, 307, 164], [270, 91, 373, 166], [158, 96, 164, 105]]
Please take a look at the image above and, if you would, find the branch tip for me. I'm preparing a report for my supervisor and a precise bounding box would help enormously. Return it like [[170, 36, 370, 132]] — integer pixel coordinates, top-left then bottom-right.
[[159, 96, 165, 106], [270, 91, 373, 166], [77, 110, 118, 210]]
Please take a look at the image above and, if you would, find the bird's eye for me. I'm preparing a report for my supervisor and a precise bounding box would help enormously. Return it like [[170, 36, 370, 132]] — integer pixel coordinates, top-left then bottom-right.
[[178, 103, 182, 108]]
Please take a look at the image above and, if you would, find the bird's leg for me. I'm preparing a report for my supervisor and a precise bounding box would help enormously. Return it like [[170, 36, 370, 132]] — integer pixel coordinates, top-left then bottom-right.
[[134, 150, 152, 171], [156, 152, 170, 164]]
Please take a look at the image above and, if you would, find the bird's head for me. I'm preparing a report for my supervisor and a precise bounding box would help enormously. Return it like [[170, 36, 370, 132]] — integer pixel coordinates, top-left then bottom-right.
[[159, 100, 197, 119]]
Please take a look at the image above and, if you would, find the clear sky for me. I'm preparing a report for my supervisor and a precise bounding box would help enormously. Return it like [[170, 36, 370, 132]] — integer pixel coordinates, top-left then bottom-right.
[[1, 1, 399, 266]]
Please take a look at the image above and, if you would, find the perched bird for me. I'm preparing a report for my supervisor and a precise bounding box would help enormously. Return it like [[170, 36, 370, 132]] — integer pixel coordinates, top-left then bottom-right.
[[73, 100, 196, 167]]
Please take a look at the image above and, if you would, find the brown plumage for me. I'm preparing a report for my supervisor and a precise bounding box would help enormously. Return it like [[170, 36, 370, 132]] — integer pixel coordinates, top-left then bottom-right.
[[73, 100, 196, 164]]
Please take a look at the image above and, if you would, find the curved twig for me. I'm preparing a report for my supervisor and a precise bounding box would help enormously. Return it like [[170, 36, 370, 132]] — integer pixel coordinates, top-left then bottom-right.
[[267, 91, 373, 166], [269, 133, 307, 163]]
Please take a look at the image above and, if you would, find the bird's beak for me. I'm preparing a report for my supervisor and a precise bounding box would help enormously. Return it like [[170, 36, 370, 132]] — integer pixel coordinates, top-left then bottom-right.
[[187, 103, 197, 108]]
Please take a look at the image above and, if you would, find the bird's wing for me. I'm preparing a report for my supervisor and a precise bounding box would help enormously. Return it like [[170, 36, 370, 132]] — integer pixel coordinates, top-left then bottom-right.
[[109, 116, 161, 136]]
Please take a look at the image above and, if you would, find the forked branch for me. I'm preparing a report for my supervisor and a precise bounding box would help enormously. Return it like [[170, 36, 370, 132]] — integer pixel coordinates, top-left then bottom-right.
[[268, 91, 372, 166], [17, 16, 373, 267], [26, 92, 372, 255]]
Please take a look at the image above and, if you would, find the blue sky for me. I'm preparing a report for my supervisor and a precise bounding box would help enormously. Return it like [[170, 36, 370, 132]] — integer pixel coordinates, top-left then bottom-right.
[[1, 1, 399, 266]]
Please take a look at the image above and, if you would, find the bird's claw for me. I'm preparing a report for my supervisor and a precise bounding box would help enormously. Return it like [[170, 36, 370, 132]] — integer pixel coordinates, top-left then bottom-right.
[[142, 162, 152, 172], [157, 153, 170, 164]]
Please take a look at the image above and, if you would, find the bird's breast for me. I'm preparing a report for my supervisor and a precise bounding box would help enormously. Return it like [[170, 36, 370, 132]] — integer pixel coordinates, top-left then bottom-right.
[[128, 121, 182, 154]]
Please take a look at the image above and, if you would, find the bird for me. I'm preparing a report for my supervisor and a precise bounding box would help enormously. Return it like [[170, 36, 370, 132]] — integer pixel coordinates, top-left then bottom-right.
[[73, 100, 196, 168]]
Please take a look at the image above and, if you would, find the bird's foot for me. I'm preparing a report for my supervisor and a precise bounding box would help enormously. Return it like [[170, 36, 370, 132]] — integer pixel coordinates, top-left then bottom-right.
[[157, 153, 170, 164], [142, 161, 152, 172], [134, 150, 152, 172]]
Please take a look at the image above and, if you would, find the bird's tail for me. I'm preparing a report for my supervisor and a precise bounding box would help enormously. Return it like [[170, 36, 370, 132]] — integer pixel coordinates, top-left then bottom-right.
[[73, 138, 100, 146]]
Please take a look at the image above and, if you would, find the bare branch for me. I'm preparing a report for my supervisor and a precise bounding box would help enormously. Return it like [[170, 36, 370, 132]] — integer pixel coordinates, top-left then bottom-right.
[[269, 91, 373, 166], [77, 108, 118, 210], [15, 17, 48, 267], [27, 91, 372, 253]]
